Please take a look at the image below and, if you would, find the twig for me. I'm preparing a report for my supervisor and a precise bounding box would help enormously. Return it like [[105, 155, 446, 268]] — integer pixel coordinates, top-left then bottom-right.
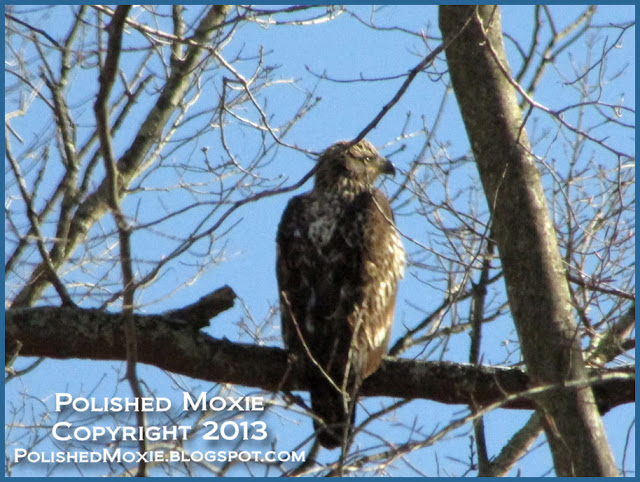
[[475, 8, 632, 160], [93, 5, 148, 477], [352, 12, 474, 144], [5, 138, 74, 307]]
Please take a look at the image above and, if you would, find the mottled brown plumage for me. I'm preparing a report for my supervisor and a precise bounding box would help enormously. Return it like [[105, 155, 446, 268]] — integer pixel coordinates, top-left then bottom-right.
[[276, 139, 405, 449]]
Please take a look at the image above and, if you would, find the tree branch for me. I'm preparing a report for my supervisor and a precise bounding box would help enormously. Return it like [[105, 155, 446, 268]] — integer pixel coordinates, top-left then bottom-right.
[[11, 5, 232, 308], [5, 303, 633, 413], [165, 285, 237, 329]]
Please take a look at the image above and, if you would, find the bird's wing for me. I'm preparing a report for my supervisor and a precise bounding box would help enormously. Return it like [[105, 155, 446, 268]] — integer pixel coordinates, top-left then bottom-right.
[[276, 194, 314, 352], [345, 189, 405, 378]]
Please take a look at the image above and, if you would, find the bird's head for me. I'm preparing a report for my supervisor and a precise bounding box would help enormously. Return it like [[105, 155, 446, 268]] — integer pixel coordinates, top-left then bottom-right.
[[314, 139, 395, 194]]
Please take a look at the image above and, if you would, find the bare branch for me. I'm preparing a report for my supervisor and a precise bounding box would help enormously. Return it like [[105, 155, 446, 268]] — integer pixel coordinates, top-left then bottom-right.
[[6, 305, 633, 412]]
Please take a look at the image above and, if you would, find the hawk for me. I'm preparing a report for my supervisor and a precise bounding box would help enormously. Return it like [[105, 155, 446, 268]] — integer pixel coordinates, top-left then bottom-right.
[[276, 139, 405, 449]]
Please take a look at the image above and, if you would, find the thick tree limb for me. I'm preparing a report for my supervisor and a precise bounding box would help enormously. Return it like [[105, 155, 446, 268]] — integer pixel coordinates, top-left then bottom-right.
[[5, 303, 633, 413], [439, 5, 619, 476]]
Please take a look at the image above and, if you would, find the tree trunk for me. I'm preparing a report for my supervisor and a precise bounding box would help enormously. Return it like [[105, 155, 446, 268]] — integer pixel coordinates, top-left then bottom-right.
[[438, 5, 618, 476]]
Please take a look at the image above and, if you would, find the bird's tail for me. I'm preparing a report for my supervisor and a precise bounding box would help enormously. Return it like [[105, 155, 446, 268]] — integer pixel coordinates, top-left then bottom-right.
[[310, 379, 357, 449]]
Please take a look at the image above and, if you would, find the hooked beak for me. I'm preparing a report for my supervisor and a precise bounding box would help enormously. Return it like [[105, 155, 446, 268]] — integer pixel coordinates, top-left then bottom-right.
[[379, 158, 396, 176]]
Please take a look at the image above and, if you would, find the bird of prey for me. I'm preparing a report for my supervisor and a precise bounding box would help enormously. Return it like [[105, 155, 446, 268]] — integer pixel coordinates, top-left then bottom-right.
[[276, 139, 405, 449]]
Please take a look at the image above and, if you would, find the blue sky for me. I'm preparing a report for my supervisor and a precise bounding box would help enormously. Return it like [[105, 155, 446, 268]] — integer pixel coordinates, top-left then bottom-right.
[[4, 4, 635, 477]]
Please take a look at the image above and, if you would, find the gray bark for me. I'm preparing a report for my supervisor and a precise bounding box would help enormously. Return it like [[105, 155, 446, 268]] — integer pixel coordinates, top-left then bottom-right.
[[5, 304, 632, 412], [439, 5, 619, 476]]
